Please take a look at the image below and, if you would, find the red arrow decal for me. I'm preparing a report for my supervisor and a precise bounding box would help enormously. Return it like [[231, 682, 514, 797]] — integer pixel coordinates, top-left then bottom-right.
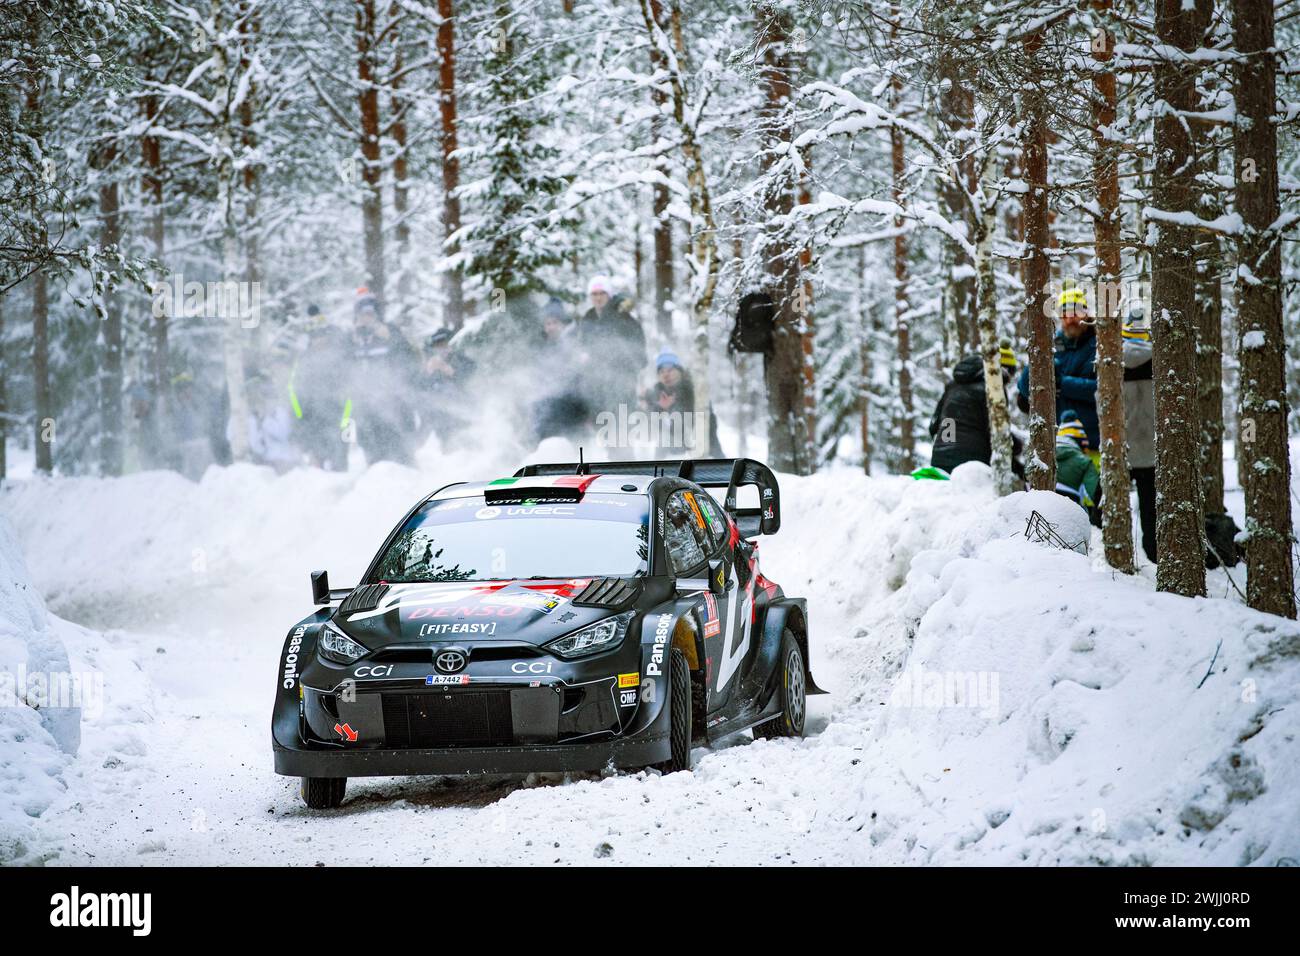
[[334, 722, 358, 742]]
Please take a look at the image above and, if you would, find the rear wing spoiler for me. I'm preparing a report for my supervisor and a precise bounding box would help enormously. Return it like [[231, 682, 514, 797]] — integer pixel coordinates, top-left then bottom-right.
[[516, 457, 780, 537]]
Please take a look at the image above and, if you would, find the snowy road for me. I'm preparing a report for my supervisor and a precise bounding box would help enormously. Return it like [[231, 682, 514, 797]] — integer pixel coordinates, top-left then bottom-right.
[[34, 587, 859, 867], [5, 443, 1300, 866]]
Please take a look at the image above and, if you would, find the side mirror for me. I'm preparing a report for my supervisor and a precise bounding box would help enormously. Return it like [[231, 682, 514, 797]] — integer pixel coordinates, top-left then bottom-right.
[[676, 576, 709, 595], [708, 557, 727, 594], [311, 570, 330, 606]]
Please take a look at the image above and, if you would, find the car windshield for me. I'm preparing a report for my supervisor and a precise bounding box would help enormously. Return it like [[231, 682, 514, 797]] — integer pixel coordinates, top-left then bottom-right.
[[368, 494, 650, 583]]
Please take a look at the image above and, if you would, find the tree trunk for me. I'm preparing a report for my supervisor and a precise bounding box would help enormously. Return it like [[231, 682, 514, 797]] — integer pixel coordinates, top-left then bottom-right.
[[797, 144, 816, 466], [32, 269, 51, 473], [392, 43, 411, 324], [238, 2, 261, 359], [1090, 5, 1134, 572], [97, 142, 124, 477], [1196, 197, 1226, 517], [937, 53, 977, 359], [752, 0, 808, 473], [648, 0, 674, 339], [141, 92, 169, 440], [356, 0, 385, 298], [0, 295, 6, 480], [1151, 0, 1206, 597], [858, 244, 871, 474], [213, 0, 249, 461], [974, 162, 1015, 496], [890, 16, 913, 472], [436, 0, 464, 330], [1233, 0, 1294, 617], [1022, 32, 1056, 493]]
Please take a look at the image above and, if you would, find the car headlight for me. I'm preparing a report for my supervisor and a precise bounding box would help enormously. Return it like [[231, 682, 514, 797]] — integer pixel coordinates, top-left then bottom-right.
[[318, 620, 368, 663], [546, 612, 633, 659]]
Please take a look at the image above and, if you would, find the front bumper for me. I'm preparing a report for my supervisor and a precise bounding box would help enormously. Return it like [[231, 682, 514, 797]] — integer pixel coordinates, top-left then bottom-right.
[[273, 639, 670, 778], [272, 731, 670, 777]]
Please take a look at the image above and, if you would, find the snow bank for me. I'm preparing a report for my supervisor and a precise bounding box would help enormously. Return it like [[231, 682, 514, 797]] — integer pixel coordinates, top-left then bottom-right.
[[0, 449, 1297, 865], [0, 514, 78, 861], [770, 462, 1300, 864]]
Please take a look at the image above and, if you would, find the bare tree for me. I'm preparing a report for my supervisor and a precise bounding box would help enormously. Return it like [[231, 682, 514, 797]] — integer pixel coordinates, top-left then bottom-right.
[[1021, 30, 1055, 493], [1089, 7, 1134, 572], [1149, 0, 1206, 597], [436, 0, 465, 330], [753, 0, 813, 473], [1233, 0, 1294, 617]]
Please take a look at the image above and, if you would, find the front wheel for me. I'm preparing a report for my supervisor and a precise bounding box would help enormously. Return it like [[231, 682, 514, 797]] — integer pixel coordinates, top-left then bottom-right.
[[651, 648, 693, 774], [301, 776, 347, 809], [754, 629, 807, 739]]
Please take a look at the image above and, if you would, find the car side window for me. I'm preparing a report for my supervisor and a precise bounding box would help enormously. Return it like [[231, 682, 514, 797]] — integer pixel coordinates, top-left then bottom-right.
[[663, 490, 710, 575], [699, 493, 729, 549]]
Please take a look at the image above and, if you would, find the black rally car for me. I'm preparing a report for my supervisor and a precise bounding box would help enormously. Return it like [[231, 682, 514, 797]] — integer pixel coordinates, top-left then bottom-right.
[[272, 457, 822, 808]]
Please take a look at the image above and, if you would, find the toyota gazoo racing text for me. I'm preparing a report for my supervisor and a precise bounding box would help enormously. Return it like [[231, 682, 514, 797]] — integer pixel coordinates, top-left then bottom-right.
[[271, 457, 823, 808]]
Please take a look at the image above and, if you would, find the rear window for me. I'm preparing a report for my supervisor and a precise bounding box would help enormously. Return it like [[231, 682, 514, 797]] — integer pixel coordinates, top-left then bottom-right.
[[369, 494, 649, 583]]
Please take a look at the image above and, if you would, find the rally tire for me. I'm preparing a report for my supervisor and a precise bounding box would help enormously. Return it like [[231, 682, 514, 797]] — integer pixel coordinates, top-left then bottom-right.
[[754, 629, 807, 740], [652, 648, 693, 774], [301, 776, 347, 809]]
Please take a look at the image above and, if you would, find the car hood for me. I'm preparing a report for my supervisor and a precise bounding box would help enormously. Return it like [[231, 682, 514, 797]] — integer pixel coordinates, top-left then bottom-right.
[[333, 579, 619, 649]]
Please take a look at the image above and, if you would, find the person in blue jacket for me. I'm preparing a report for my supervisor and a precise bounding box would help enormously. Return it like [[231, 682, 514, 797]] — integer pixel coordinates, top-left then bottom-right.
[[1016, 285, 1099, 459]]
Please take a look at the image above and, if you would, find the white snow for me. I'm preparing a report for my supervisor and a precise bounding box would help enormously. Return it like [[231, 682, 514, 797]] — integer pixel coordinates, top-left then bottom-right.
[[1, 445, 1298, 865]]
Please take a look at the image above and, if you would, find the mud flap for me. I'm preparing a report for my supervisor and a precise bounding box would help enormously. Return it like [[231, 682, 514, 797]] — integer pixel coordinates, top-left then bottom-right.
[[753, 599, 825, 714]]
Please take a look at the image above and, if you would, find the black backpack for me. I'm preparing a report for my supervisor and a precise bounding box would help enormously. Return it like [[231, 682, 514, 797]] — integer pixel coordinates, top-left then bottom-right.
[[731, 292, 775, 354]]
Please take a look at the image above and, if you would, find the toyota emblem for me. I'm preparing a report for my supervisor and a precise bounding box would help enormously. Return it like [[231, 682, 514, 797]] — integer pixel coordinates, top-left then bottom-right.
[[434, 648, 467, 674]]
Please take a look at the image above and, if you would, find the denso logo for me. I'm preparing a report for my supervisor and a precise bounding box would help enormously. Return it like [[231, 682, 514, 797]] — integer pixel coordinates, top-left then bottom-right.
[[409, 605, 521, 620], [646, 613, 673, 677]]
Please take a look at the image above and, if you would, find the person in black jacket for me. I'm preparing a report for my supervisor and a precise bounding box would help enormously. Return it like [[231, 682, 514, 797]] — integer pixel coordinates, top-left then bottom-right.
[[928, 350, 1024, 479], [572, 275, 646, 419], [347, 289, 421, 466]]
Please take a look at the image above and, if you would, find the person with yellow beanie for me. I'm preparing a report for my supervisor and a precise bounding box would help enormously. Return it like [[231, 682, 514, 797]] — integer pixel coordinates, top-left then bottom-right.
[[1015, 284, 1099, 454]]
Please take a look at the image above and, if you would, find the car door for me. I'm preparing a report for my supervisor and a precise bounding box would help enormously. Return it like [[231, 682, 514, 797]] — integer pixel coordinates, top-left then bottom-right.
[[662, 488, 753, 712], [696, 491, 755, 710]]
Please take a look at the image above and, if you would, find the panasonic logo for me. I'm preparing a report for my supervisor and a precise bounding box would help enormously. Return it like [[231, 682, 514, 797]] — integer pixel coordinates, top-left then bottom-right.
[[282, 626, 305, 690], [646, 613, 673, 676], [50, 886, 151, 936]]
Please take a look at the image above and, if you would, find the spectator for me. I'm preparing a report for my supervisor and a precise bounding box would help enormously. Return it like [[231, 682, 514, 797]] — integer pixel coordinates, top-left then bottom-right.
[[1055, 409, 1101, 524], [531, 298, 588, 441], [1018, 285, 1098, 460], [572, 275, 646, 420], [233, 372, 299, 473], [419, 327, 475, 441], [347, 288, 420, 466], [928, 347, 1024, 479], [641, 348, 722, 456], [1121, 310, 1156, 562], [288, 304, 350, 471]]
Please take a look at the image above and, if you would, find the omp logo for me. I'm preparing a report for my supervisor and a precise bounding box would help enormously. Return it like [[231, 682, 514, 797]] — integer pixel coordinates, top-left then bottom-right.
[[50, 886, 151, 936]]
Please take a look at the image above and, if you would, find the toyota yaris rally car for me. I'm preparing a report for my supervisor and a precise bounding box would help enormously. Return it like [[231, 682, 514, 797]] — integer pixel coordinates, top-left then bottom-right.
[[272, 457, 823, 808]]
